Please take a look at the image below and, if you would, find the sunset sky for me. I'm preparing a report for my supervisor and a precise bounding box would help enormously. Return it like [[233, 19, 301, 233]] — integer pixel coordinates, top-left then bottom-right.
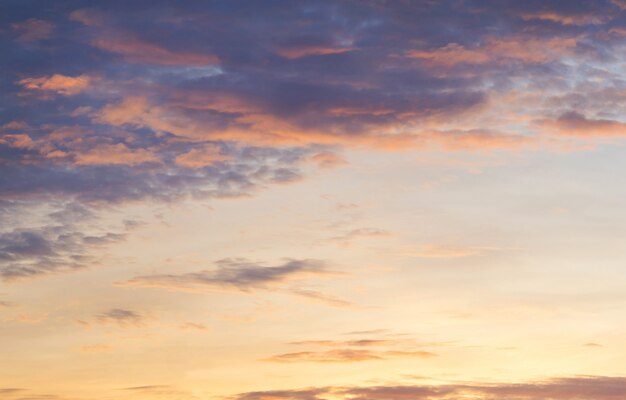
[[4, 1, 626, 399]]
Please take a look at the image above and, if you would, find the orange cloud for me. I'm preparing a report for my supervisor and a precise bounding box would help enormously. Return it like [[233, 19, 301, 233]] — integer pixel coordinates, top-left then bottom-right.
[[94, 95, 534, 153], [408, 36, 577, 67], [74, 143, 160, 166], [175, 144, 231, 168], [307, 151, 347, 169], [275, 46, 354, 59], [423, 129, 531, 150], [0, 134, 35, 149], [262, 349, 435, 363], [91, 35, 219, 65], [18, 74, 91, 95], [94, 96, 418, 148]]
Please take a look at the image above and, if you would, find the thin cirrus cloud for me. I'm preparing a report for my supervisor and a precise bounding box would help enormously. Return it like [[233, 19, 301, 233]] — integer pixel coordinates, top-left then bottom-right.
[[263, 335, 439, 363], [262, 349, 436, 363], [394, 245, 499, 259]]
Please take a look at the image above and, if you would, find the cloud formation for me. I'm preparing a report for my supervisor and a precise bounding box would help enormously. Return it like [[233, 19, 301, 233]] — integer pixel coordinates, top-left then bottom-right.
[[264, 334, 438, 363], [4, 1, 626, 283], [232, 376, 626, 400], [77, 308, 146, 328], [18, 74, 91, 95], [0, 218, 126, 281], [121, 258, 332, 292]]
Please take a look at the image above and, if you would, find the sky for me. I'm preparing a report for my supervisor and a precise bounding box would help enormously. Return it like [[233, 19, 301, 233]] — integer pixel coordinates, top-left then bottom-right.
[[3, 0, 626, 399]]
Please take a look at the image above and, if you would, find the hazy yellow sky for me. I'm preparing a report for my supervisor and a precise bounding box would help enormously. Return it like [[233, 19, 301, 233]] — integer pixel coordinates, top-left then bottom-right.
[[4, 1, 626, 399]]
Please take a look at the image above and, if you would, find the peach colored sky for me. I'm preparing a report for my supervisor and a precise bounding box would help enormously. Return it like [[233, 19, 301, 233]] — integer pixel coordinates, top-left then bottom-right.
[[3, 1, 626, 399]]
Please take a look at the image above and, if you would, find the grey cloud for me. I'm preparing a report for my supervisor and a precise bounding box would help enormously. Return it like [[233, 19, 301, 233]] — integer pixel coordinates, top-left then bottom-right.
[[94, 308, 144, 327], [0, 225, 126, 282], [121, 258, 332, 292]]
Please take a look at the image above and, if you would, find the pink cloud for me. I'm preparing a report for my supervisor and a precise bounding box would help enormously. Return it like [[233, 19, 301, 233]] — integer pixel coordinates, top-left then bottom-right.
[[91, 35, 219, 65], [175, 144, 231, 168], [18, 74, 91, 95], [74, 143, 160, 166], [408, 36, 578, 67], [11, 18, 54, 42]]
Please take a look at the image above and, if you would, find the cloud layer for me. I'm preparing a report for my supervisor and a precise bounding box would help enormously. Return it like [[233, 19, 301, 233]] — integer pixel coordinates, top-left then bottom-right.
[[5, 0, 626, 282], [232, 376, 626, 400]]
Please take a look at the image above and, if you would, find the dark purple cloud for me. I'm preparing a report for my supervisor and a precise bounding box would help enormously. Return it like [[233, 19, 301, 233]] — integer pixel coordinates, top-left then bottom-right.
[[3, 0, 626, 281]]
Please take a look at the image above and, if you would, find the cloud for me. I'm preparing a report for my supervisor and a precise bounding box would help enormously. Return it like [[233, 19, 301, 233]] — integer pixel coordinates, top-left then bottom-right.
[[275, 46, 354, 59], [289, 339, 408, 347], [541, 111, 626, 137], [3, 0, 626, 286], [264, 334, 437, 363], [91, 35, 219, 66], [306, 151, 346, 169], [422, 129, 531, 151], [174, 144, 231, 168], [178, 322, 209, 331], [231, 376, 626, 400], [11, 18, 54, 42], [520, 11, 607, 25], [408, 36, 578, 67], [343, 329, 390, 336], [121, 385, 199, 399], [90, 308, 145, 328], [0, 202, 129, 281], [74, 143, 160, 166], [288, 288, 355, 308], [395, 245, 497, 259], [233, 388, 326, 400], [0, 300, 15, 308], [612, 0, 626, 10], [262, 348, 436, 363], [18, 74, 91, 95], [330, 228, 391, 245], [120, 258, 333, 292]]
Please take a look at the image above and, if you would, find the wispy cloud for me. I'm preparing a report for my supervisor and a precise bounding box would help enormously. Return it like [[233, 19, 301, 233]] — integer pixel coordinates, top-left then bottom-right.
[[262, 349, 436, 363], [232, 376, 626, 400], [120, 258, 333, 292], [263, 334, 438, 363], [77, 308, 146, 328]]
